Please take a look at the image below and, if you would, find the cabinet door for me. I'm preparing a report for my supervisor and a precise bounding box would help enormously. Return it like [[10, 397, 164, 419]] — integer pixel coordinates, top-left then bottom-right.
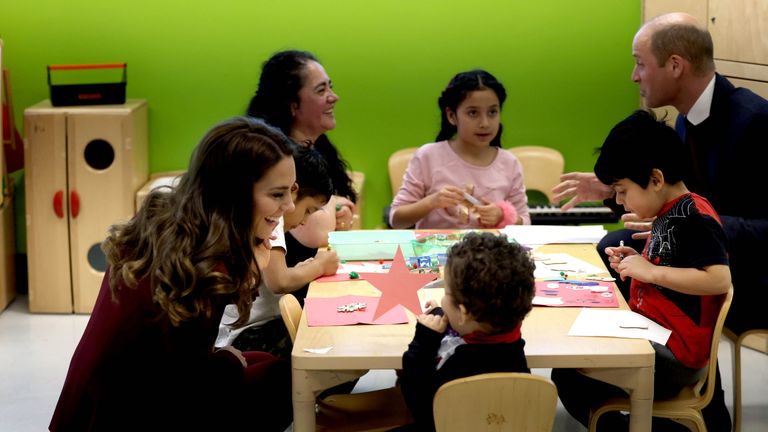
[[67, 112, 137, 313], [709, 0, 768, 65], [24, 113, 73, 313]]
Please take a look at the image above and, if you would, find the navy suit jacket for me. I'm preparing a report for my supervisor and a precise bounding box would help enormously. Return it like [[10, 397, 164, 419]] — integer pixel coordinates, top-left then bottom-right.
[[676, 74, 768, 332]]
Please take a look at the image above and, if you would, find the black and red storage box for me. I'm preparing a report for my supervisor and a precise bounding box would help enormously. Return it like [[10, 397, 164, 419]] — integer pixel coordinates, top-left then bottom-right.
[[48, 63, 127, 106]]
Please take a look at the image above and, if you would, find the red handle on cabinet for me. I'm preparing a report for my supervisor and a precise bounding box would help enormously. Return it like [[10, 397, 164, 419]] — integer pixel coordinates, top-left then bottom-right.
[[70, 191, 80, 218], [53, 191, 64, 219]]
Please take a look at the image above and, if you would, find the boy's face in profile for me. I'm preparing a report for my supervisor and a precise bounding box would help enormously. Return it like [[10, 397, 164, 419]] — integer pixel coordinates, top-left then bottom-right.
[[441, 265, 473, 336], [283, 194, 327, 232], [612, 177, 665, 219]]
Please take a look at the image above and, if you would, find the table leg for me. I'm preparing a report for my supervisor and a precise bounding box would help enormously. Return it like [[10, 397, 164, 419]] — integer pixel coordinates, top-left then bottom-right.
[[580, 366, 654, 432], [292, 368, 369, 432]]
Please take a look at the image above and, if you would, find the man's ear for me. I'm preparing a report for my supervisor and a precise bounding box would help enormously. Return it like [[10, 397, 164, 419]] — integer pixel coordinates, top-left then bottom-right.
[[668, 54, 685, 78], [291, 102, 298, 117], [650, 168, 665, 190]]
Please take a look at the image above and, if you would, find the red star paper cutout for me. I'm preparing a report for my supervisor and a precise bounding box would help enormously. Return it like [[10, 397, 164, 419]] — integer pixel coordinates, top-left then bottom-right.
[[361, 246, 438, 320]]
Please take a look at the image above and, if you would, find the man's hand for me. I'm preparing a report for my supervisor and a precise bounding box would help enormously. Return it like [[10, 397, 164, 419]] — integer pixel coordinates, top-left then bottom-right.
[[552, 172, 613, 211]]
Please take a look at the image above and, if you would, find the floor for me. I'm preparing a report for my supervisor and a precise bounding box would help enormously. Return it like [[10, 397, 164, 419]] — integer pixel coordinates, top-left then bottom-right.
[[1, 294, 766, 431]]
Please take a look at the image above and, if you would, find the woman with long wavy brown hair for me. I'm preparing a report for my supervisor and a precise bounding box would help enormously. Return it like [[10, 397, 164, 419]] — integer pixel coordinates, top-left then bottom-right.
[[50, 116, 296, 431]]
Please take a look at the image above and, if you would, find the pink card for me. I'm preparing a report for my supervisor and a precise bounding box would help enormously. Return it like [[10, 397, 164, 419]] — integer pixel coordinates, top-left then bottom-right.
[[534, 280, 619, 308], [304, 295, 410, 326]]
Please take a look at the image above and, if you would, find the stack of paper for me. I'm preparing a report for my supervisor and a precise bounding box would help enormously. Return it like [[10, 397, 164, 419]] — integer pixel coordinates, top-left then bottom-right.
[[502, 225, 607, 245]]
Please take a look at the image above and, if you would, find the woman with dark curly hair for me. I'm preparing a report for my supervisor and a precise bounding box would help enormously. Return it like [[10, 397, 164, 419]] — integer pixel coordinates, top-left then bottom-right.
[[50, 117, 296, 431], [246, 49, 357, 301], [399, 232, 536, 432]]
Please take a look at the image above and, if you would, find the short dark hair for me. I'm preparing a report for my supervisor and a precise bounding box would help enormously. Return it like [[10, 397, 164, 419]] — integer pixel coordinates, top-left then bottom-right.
[[436, 69, 507, 148], [445, 232, 534, 333], [651, 23, 715, 75], [594, 109, 687, 187], [293, 145, 333, 202]]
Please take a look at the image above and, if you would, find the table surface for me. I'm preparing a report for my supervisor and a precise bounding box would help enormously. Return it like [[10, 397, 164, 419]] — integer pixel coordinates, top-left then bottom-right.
[[291, 242, 655, 432], [292, 243, 655, 370]]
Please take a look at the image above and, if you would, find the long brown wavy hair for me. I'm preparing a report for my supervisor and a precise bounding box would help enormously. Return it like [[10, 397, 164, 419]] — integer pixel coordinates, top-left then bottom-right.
[[102, 117, 294, 327]]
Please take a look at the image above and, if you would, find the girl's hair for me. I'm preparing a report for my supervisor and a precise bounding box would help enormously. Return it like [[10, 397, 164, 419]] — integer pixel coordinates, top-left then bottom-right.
[[102, 116, 294, 328], [293, 144, 333, 202], [445, 232, 535, 333], [436, 69, 507, 148], [246, 49, 356, 202]]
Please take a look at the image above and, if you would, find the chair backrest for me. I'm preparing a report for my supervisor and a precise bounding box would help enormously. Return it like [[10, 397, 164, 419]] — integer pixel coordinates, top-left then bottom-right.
[[507, 146, 565, 204], [433, 372, 558, 432], [278, 293, 302, 343], [692, 285, 734, 408], [388, 147, 417, 196]]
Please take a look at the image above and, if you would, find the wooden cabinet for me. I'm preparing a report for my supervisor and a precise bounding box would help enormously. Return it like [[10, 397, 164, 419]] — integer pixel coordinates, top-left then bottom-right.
[[23, 100, 147, 313]]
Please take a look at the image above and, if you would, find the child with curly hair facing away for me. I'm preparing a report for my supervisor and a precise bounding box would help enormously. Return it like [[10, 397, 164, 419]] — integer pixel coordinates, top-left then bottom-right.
[[398, 232, 535, 432]]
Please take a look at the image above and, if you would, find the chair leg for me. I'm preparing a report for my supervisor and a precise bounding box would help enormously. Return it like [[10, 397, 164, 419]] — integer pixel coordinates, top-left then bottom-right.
[[733, 334, 744, 432]]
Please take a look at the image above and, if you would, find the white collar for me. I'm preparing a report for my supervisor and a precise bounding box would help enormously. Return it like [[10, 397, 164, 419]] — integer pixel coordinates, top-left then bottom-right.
[[686, 75, 716, 125]]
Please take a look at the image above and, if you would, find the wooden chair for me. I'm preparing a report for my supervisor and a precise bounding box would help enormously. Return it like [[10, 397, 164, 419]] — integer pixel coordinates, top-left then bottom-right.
[[507, 146, 565, 205], [587, 286, 734, 432], [278, 294, 413, 431], [722, 326, 768, 432], [387, 147, 417, 196], [432, 372, 558, 432]]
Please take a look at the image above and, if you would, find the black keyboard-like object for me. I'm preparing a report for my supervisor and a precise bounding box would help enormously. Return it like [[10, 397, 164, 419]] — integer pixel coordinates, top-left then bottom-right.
[[528, 203, 618, 225]]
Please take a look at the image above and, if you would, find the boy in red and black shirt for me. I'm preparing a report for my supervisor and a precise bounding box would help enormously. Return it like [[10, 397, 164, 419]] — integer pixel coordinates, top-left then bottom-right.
[[552, 110, 731, 431]]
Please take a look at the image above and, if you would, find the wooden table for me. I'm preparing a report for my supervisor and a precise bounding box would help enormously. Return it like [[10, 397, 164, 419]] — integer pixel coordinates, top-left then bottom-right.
[[291, 243, 655, 432]]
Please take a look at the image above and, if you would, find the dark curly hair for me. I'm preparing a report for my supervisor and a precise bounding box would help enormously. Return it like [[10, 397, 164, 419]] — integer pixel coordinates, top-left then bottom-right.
[[436, 69, 507, 148], [246, 49, 356, 202], [103, 116, 294, 327], [445, 232, 535, 332]]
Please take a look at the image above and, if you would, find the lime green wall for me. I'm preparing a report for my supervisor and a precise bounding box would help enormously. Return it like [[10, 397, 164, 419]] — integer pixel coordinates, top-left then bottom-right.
[[2, 0, 641, 252]]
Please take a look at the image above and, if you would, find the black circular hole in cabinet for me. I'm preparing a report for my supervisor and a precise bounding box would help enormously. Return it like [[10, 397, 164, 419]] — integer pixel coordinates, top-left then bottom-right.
[[87, 243, 108, 272], [84, 139, 115, 170]]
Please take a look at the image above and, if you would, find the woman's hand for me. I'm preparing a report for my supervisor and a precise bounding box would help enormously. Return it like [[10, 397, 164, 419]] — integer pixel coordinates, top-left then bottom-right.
[[334, 196, 357, 231], [217, 345, 247, 368]]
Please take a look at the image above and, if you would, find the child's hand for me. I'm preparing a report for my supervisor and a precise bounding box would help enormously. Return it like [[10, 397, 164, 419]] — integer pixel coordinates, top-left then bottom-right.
[[428, 186, 464, 210], [614, 254, 654, 282], [423, 299, 439, 313], [474, 200, 503, 227], [605, 244, 638, 268], [417, 313, 448, 333], [314, 249, 340, 276]]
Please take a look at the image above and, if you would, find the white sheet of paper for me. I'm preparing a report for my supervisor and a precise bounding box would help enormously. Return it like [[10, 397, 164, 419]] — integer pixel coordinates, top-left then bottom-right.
[[335, 263, 389, 274], [532, 252, 609, 278], [533, 296, 565, 306], [568, 308, 672, 345], [503, 225, 608, 246]]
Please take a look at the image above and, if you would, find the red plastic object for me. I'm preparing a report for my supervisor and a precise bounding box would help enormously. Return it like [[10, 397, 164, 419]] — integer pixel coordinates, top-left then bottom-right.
[[53, 190, 64, 218], [70, 191, 80, 218]]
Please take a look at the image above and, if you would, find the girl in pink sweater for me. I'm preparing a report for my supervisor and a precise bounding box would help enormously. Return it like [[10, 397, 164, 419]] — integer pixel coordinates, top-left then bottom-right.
[[389, 69, 529, 229]]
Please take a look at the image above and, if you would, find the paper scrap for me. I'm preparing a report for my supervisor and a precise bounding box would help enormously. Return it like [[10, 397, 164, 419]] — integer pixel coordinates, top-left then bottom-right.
[[303, 347, 333, 354]]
